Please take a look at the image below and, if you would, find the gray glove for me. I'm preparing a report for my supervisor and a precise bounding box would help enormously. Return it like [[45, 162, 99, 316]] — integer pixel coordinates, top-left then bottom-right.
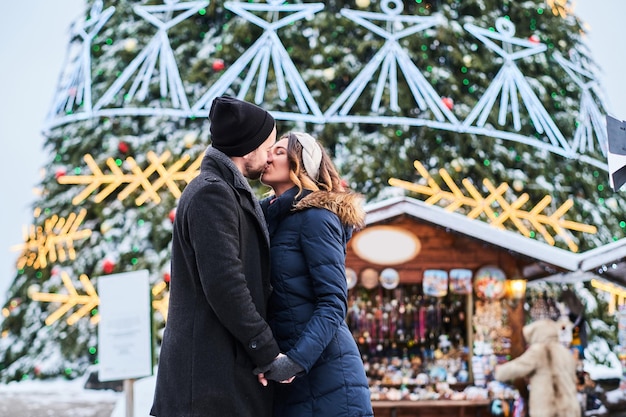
[[255, 355, 304, 382]]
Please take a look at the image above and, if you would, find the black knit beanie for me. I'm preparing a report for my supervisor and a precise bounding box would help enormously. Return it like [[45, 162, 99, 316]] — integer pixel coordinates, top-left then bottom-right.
[[209, 95, 275, 157]]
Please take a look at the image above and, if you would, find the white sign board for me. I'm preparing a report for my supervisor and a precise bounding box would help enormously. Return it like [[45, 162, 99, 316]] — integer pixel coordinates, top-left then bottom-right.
[[98, 270, 153, 382]]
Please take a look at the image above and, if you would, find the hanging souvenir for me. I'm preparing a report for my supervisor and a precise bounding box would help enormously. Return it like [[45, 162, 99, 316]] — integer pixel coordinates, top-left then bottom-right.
[[346, 267, 357, 289], [379, 268, 400, 289], [474, 265, 506, 300], [360, 268, 379, 289], [423, 269, 448, 297], [449, 268, 473, 294], [529, 292, 552, 321]]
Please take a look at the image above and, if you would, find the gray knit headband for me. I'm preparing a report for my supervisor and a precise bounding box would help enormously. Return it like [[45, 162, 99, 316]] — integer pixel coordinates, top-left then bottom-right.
[[291, 132, 322, 181]]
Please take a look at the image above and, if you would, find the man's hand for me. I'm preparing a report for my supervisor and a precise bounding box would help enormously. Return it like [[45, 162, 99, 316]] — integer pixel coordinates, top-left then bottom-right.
[[257, 372, 269, 386]]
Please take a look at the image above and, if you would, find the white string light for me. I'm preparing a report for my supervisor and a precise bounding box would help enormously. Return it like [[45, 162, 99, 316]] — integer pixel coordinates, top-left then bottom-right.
[[44, 1, 610, 173]]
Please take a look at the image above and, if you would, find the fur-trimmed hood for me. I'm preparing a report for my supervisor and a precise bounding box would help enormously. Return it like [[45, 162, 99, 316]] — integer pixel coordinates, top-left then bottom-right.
[[293, 190, 366, 229]]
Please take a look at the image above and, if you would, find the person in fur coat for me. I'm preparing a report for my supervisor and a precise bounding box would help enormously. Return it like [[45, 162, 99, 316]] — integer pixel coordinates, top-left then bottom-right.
[[494, 318, 581, 417], [257, 131, 374, 417]]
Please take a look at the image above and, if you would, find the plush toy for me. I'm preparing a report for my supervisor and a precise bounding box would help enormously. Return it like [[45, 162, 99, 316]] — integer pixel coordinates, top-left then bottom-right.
[[494, 319, 581, 417]]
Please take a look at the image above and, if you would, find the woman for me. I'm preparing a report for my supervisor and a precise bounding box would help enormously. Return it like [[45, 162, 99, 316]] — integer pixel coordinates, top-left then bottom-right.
[[259, 131, 373, 417]]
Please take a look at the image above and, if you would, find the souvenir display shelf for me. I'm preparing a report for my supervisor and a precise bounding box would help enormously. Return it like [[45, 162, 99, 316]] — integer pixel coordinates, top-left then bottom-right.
[[347, 283, 493, 408], [344, 270, 530, 416]]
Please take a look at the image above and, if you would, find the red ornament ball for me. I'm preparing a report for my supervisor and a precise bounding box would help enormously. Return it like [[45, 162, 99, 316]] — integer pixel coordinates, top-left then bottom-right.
[[118, 141, 130, 154], [442, 97, 454, 110], [212, 59, 225, 72], [169, 208, 176, 223], [55, 168, 67, 179], [102, 259, 115, 274], [163, 272, 171, 283]]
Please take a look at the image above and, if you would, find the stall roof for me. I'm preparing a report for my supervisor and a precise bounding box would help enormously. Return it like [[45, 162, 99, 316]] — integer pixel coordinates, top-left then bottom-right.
[[364, 196, 626, 284]]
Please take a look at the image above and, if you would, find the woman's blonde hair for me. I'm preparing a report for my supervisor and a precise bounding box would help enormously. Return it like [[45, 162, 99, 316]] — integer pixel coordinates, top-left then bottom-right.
[[283, 132, 345, 196]]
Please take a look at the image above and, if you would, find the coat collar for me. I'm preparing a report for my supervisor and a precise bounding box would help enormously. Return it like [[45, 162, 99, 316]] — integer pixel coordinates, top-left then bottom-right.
[[204, 146, 252, 192], [261, 187, 304, 238], [204, 146, 270, 244], [261, 186, 365, 237]]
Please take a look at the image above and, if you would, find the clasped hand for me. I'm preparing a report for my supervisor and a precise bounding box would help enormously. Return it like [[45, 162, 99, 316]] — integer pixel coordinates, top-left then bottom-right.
[[255, 353, 298, 386]]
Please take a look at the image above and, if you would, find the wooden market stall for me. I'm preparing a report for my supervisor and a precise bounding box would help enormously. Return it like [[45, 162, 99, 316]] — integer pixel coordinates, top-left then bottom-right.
[[344, 196, 600, 417]]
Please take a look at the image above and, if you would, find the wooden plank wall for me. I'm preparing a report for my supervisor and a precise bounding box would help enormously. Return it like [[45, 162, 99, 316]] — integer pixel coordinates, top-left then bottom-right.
[[346, 214, 527, 283]]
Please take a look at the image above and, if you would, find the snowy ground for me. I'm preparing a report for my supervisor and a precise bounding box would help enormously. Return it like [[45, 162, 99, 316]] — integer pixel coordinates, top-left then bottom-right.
[[0, 371, 624, 417], [110, 375, 156, 417], [0, 374, 156, 417]]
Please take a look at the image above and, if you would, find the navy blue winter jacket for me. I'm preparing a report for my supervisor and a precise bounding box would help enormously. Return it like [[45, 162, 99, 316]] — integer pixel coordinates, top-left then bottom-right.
[[261, 187, 373, 417]]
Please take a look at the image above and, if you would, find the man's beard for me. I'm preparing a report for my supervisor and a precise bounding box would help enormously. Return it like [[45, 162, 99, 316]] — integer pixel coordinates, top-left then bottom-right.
[[245, 162, 265, 180]]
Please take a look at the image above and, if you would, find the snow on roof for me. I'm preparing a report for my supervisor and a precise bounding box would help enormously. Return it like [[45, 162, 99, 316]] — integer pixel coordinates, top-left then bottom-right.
[[364, 196, 626, 285]]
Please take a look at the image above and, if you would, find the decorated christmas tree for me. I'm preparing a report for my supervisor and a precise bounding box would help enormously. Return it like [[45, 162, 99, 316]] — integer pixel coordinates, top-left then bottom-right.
[[0, 0, 622, 382]]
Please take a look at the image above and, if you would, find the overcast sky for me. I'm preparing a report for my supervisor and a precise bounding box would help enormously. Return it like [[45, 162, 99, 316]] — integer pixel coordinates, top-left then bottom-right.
[[0, 1, 625, 302]]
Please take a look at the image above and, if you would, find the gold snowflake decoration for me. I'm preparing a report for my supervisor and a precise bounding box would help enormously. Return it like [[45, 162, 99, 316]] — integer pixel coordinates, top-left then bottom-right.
[[547, 0, 572, 18], [389, 160, 597, 252], [58, 150, 202, 206], [30, 271, 170, 326], [152, 281, 169, 321], [30, 271, 99, 326], [12, 208, 92, 270], [591, 279, 626, 315]]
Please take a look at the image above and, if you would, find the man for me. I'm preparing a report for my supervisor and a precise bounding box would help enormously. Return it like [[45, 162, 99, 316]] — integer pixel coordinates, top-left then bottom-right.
[[150, 96, 281, 417]]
